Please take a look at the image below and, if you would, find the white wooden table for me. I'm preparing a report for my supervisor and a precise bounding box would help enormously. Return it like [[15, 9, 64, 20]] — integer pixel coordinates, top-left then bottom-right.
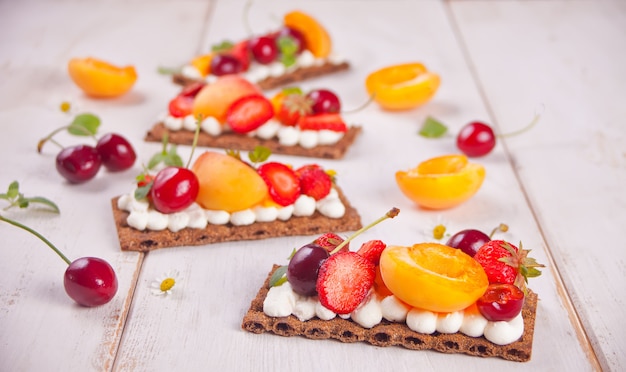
[[1, 1, 624, 371]]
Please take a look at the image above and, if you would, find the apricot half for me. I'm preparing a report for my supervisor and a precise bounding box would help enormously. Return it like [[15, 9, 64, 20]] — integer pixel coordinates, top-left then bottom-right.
[[365, 63, 440, 110], [191, 151, 268, 212], [395, 154, 485, 210], [284, 11, 332, 58], [379, 243, 489, 313], [192, 75, 261, 123], [68, 57, 137, 98]]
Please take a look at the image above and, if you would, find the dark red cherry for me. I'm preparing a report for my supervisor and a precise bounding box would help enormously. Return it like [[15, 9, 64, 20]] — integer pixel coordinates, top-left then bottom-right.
[[446, 229, 491, 257], [96, 133, 136, 172], [150, 167, 199, 214], [64, 257, 118, 307], [457, 121, 496, 157], [306, 89, 341, 114], [55, 145, 102, 183], [286, 244, 330, 296], [210, 54, 243, 76], [249, 36, 279, 64]]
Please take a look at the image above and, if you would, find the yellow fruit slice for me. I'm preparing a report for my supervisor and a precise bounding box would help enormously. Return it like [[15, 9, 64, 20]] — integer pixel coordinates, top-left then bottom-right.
[[284, 11, 332, 58], [365, 63, 440, 110], [67, 57, 137, 98], [379, 243, 489, 313], [395, 154, 485, 209]]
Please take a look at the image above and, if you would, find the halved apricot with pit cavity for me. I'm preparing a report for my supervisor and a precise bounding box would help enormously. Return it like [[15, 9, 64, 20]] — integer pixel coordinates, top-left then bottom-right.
[[68, 57, 137, 98], [365, 63, 440, 110]]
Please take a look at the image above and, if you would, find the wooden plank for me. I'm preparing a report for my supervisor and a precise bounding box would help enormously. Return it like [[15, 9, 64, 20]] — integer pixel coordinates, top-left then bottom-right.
[[0, 1, 209, 371], [111, 1, 594, 370], [449, 1, 626, 370]]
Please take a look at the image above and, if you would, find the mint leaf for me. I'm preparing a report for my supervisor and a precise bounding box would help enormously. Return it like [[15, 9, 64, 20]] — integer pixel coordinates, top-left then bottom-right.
[[134, 183, 153, 200], [23, 197, 60, 213], [248, 146, 271, 165], [282, 86, 303, 96], [157, 66, 181, 75], [277, 36, 298, 67], [419, 116, 448, 138], [1, 180, 60, 213], [7, 181, 19, 199], [269, 265, 288, 287], [68, 113, 100, 136], [211, 40, 234, 52]]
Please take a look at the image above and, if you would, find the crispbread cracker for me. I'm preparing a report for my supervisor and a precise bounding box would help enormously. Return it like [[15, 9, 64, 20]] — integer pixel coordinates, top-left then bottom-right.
[[145, 123, 361, 159], [172, 61, 350, 90], [111, 187, 362, 252], [242, 265, 537, 362]]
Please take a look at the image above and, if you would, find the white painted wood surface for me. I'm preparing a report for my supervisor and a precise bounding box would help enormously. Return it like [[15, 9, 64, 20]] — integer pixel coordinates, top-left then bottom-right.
[[1, 0, 623, 371]]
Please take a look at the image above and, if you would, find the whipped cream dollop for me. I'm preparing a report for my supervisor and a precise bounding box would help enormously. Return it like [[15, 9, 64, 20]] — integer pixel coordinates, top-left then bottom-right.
[[118, 187, 346, 232], [263, 282, 524, 346]]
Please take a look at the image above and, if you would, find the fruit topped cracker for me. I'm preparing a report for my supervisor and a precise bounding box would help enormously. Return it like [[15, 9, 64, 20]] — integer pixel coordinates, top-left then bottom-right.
[[242, 210, 544, 362], [110, 146, 362, 251], [145, 77, 362, 159], [171, 10, 349, 90]]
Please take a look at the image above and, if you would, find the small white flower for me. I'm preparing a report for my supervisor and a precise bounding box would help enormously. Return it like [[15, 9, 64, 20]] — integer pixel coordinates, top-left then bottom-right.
[[422, 216, 449, 242], [150, 270, 180, 297]]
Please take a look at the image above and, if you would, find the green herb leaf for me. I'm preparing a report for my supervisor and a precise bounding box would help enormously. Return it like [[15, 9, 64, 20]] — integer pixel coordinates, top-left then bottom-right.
[[23, 197, 60, 213], [211, 40, 234, 52], [147, 153, 165, 170], [248, 146, 271, 165], [7, 181, 19, 199], [277, 36, 298, 68], [0, 180, 60, 213], [419, 116, 448, 138], [166, 145, 184, 167], [68, 113, 100, 136], [134, 183, 153, 200], [282, 86, 303, 96], [157, 66, 182, 75], [269, 265, 288, 287]]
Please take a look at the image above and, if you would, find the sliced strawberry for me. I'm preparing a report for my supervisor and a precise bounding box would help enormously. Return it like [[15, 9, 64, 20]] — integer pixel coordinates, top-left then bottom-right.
[[357, 240, 387, 265], [231, 40, 251, 71], [257, 162, 301, 206], [316, 252, 376, 314], [314, 232, 348, 253], [226, 94, 274, 133], [179, 81, 206, 98], [298, 113, 348, 132], [277, 93, 313, 126], [168, 95, 194, 118], [297, 165, 331, 200]]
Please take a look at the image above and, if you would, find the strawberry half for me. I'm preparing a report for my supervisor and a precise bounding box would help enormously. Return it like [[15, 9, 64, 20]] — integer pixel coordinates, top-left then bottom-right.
[[296, 165, 331, 200], [179, 81, 206, 98], [226, 94, 274, 133], [257, 162, 301, 206], [298, 113, 348, 132], [473, 240, 545, 292], [316, 251, 376, 314], [314, 232, 348, 253], [357, 240, 387, 265], [168, 95, 194, 118]]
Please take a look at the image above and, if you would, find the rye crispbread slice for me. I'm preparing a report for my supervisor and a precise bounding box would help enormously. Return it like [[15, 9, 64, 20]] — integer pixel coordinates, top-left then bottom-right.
[[172, 61, 350, 90], [145, 123, 362, 159], [242, 265, 538, 362], [111, 187, 362, 252]]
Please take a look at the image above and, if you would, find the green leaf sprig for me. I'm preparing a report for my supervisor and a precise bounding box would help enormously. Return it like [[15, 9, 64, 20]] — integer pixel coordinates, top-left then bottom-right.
[[269, 248, 297, 287], [277, 36, 299, 67], [0, 181, 60, 213], [418, 116, 448, 138], [38, 113, 101, 153], [147, 133, 184, 170]]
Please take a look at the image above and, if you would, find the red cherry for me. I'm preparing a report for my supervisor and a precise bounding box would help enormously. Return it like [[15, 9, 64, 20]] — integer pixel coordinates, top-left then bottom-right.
[[150, 167, 199, 214], [64, 257, 118, 307], [55, 145, 102, 183], [446, 229, 490, 257], [249, 36, 279, 64], [306, 89, 341, 114], [210, 54, 243, 76], [96, 133, 136, 172], [476, 283, 524, 321], [456, 121, 496, 157]]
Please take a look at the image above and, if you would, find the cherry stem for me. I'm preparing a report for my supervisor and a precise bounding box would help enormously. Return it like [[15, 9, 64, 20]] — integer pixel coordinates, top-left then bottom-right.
[[242, 0, 254, 37], [329, 207, 400, 255], [37, 125, 97, 153], [185, 117, 202, 169], [489, 223, 509, 239], [0, 214, 71, 265], [341, 92, 377, 115], [497, 110, 542, 139]]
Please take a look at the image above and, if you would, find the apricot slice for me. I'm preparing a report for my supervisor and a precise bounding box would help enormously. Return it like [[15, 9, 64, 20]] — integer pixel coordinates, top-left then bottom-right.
[[284, 11, 332, 58], [365, 63, 440, 110], [192, 75, 261, 123], [190, 53, 213, 77], [68, 57, 137, 98], [395, 154, 485, 210], [379, 243, 489, 313], [191, 151, 268, 212]]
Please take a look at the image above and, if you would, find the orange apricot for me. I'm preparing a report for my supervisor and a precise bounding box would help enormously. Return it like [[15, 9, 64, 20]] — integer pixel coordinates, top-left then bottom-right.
[[395, 154, 485, 210], [192, 75, 261, 123], [284, 11, 332, 58], [191, 151, 268, 212], [365, 63, 440, 110], [190, 53, 213, 77], [379, 243, 489, 313], [67, 57, 137, 98]]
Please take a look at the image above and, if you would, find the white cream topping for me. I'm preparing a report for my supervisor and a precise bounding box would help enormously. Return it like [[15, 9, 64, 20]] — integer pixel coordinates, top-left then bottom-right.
[[262, 286, 525, 345], [117, 187, 345, 232]]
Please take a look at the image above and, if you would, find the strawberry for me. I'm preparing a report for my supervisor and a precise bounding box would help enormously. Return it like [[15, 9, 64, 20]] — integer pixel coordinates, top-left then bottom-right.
[[298, 113, 348, 132], [226, 94, 274, 133], [257, 162, 301, 206], [357, 240, 387, 265], [473, 240, 545, 292], [179, 81, 206, 98], [276, 93, 313, 126], [296, 165, 331, 200], [230, 40, 251, 71], [316, 252, 376, 314], [314, 232, 348, 253]]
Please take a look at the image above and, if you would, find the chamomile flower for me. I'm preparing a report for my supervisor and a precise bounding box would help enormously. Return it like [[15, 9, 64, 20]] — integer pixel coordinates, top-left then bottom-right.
[[423, 216, 450, 242], [150, 270, 180, 297]]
